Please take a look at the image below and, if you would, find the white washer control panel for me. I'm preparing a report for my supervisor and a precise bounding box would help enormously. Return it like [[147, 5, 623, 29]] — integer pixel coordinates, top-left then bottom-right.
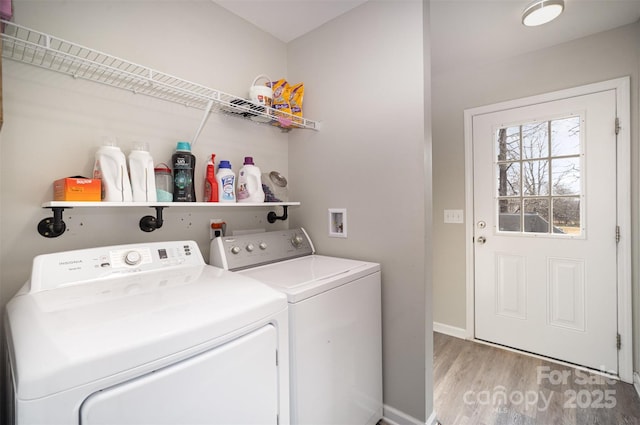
[[29, 240, 204, 293], [210, 228, 315, 271]]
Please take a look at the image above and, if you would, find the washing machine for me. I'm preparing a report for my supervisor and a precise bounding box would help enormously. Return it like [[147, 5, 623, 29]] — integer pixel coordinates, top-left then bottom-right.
[[210, 228, 382, 425], [4, 240, 289, 425]]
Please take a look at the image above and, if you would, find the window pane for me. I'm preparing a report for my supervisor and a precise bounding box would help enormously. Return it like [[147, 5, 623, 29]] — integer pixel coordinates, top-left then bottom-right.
[[524, 199, 549, 233], [553, 197, 580, 234], [522, 122, 548, 159], [522, 160, 550, 196], [496, 127, 520, 161], [498, 199, 521, 232], [496, 162, 520, 196], [493, 117, 584, 238], [551, 116, 580, 156], [552, 157, 580, 195]]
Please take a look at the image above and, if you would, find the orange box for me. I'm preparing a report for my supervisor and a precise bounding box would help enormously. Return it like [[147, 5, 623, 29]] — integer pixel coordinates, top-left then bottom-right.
[[54, 177, 101, 201]]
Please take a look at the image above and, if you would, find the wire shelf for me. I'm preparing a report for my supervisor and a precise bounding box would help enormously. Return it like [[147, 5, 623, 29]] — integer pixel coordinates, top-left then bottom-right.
[[1, 20, 319, 132]]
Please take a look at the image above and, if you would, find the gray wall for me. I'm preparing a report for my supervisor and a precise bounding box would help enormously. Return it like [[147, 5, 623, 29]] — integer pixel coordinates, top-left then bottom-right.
[[0, 2, 291, 420], [0, 0, 433, 422], [1, 0, 292, 304], [432, 21, 640, 371], [287, 1, 431, 421]]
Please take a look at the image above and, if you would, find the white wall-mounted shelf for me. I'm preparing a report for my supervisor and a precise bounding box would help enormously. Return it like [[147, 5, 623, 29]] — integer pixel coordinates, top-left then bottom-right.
[[1, 20, 320, 140], [39, 201, 299, 238]]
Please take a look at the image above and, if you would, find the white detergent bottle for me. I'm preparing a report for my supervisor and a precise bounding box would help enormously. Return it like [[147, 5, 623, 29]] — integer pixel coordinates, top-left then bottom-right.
[[236, 156, 265, 203], [216, 160, 236, 203], [128, 142, 157, 202], [93, 137, 133, 202]]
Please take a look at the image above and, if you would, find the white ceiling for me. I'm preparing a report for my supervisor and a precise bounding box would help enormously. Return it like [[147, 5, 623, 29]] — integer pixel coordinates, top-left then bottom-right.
[[430, 0, 640, 74], [213, 0, 640, 74], [213, 0, 369, 43]]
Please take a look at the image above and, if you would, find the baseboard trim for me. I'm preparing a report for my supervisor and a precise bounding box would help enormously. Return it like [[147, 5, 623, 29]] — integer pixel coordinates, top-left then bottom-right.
[[433, 321, 467, 339], [383, 405, 433, 425], [426, 410, 439, 425], [634, 372, 640, 399]]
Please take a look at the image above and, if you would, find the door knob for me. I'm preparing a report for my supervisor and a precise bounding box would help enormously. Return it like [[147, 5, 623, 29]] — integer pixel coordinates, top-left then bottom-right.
[[476, 236, 487, 244]]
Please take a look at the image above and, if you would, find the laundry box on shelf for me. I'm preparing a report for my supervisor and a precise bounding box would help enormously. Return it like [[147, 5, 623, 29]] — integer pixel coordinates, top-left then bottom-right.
[[53, 177, 101, 201]]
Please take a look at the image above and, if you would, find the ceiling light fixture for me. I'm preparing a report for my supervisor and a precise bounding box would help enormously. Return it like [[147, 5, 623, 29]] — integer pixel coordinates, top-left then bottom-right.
[[522, 0, 564, 27]]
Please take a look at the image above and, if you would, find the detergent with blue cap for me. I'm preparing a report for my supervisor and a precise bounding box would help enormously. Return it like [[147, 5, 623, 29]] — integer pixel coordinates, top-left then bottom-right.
[[216, 160, 236, 203]]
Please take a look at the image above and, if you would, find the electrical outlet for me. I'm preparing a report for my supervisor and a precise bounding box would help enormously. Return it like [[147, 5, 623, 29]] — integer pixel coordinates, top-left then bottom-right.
[[444, 209, 464, 224], [209, 219, 226, 239]]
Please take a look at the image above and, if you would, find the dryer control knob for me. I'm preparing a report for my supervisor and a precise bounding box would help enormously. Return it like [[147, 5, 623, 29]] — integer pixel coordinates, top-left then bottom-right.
[[259, 242, 268, 250], [231, 246, 241, 255], [246, 244, 255, 252], [124, 250, 142, 266]]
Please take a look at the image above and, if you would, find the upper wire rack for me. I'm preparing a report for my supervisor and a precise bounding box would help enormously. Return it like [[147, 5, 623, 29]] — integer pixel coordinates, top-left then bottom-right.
[[1, 20, 319, 130]]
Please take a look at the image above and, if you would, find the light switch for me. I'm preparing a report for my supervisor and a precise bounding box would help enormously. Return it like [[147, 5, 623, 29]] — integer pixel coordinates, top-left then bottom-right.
[[444, 209, 464, 224]]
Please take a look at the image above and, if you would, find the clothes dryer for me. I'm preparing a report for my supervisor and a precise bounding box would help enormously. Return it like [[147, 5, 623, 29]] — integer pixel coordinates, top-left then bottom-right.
[[210, 228, 382, 425], [5, 240, 289, 425]]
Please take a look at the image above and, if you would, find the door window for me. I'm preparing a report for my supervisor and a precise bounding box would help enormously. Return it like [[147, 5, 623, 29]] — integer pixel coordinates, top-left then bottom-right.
[[495, 115, 582, 236]]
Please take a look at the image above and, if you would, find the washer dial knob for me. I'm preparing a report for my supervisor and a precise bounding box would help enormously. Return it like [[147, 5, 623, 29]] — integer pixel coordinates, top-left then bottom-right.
[[259, 242, 268, 250], [231, 246, 241, 255], [291, 234, 304, 248], [246, 243, 255, 252], [124, 250, 142, 266]]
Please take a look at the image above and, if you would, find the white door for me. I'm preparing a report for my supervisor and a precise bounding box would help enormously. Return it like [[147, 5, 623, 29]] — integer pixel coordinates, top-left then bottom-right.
[[473, 89, 620, 373]]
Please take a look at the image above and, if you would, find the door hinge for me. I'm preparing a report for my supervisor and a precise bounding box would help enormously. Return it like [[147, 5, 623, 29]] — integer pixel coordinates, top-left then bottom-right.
[[615, 117, 621, 135], [275, 349, 279, 366], [616, 226, 620, 243], [617, 333, 621, 350]]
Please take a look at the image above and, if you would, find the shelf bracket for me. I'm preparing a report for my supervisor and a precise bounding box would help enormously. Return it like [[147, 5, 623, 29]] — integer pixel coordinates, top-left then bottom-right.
[[38, 207, 68, 238], [139, 206, 166, 232], [192, 99, 215, 146], [267, 205, 288, 223]]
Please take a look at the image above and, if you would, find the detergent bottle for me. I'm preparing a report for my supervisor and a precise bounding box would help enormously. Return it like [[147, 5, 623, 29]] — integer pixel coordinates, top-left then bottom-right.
[[216, 160, 236, 203], [93, 137, 133, 202], [172, 141, 196, 202], [236, 156, 265, 203], [128, 142, 157, 202]]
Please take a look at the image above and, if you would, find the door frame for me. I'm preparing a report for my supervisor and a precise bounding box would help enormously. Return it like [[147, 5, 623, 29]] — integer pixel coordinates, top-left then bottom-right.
[[463, 77, 632, 383]]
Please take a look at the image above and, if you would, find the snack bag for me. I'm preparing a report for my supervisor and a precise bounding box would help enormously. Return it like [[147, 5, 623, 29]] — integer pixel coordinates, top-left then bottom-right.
[[268, 79, 292, 127], [289, 83, 304, 126]]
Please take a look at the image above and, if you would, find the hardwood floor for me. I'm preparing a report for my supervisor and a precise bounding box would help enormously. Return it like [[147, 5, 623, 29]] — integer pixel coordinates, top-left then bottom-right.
[[433, 332, 640, 425]]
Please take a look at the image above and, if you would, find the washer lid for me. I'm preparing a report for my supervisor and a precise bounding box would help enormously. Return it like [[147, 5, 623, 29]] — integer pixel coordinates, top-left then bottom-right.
[[6, 265, 287, 400], [239, 255, 380, 303]]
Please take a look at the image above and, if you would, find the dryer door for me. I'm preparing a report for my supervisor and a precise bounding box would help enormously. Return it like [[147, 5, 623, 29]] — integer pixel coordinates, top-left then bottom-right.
[[80, 325, 279, 425]]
